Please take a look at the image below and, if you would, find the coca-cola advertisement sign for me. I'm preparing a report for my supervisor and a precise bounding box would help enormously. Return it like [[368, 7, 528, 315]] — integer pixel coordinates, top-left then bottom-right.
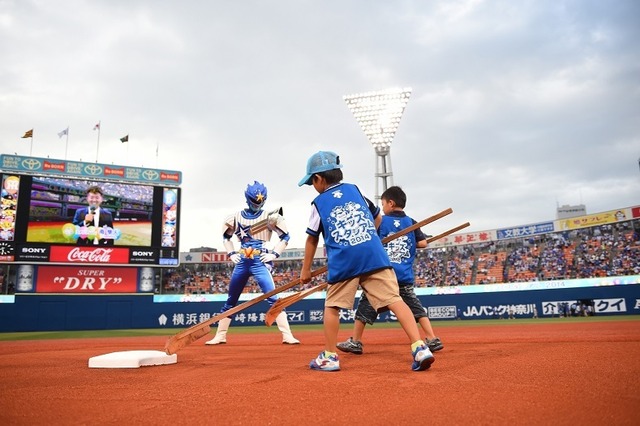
[[49, 246, 130, 264], [36, 266, 138, 293]]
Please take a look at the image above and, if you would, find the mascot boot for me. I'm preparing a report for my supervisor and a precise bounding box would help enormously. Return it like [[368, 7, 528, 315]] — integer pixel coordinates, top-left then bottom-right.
[[205, 317, 232, 345], [276, 311, 300, 344]]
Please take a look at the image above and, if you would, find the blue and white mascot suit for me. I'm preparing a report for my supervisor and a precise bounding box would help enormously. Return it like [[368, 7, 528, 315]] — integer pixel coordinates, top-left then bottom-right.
[[206, 181, 300, 345]]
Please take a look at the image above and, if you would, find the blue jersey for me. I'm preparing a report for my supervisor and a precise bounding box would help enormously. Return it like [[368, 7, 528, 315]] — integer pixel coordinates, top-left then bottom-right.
[[307, 183, 390, 283], [378, 211, 424, 285]]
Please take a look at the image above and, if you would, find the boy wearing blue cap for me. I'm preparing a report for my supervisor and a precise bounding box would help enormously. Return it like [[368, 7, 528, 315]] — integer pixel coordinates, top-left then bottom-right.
[[298, 151, 435, 372]]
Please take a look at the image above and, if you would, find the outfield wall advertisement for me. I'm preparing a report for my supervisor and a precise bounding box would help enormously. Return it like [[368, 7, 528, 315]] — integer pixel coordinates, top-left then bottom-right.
[[0, 276, 638, 332]]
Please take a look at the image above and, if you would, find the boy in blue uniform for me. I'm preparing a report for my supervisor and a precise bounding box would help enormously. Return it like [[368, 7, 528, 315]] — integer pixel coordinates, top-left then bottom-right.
[[337, 186, 443, 355], [298, 151, 435, 372]]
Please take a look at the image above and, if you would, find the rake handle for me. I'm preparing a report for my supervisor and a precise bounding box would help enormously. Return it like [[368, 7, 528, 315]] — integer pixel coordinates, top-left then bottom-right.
[[264, 211, 468, 325]]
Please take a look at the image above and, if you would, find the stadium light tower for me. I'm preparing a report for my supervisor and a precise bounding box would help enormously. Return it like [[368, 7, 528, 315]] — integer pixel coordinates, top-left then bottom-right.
[[344, 87, 412, 202]]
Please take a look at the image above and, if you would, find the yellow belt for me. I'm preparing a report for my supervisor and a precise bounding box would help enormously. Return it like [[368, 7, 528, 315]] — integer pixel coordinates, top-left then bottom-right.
[[239, 248, 262, 259]]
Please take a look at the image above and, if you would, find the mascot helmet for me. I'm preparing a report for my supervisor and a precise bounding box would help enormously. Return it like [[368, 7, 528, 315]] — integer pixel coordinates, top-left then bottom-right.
[[245, 181, 267, 212]]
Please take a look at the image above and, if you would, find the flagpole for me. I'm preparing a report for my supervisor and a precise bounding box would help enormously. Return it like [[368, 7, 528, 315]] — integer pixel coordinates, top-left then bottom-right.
[[155, 142, 159, 167], [30, 129, 34, 157], [64, 126, 69, 160], [95, 120, 101, 162]]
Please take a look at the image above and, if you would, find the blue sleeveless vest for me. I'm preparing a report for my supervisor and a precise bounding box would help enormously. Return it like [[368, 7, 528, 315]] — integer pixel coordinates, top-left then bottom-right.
[[378, 212, 417, 285], [312, 183, 390, 283]]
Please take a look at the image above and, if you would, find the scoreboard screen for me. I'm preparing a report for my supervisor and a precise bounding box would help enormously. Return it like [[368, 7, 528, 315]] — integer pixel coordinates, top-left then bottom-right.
[[0, 172, 180, 267]]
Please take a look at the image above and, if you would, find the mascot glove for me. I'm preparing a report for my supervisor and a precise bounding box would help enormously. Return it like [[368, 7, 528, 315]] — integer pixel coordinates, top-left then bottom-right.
[[260, 252, 278, 263], [229, 253, 241, 264]]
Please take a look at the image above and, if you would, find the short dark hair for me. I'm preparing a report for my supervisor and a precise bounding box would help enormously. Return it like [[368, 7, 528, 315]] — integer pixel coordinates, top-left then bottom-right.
[[317, 168, 343, 185], [86, 185, 103, 196], [381, 186, 406, 208]]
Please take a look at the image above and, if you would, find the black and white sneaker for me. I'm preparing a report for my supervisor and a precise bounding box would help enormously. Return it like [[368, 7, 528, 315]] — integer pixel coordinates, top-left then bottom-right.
[[336, 337, 364, 355], [426, 337, 444, 352]]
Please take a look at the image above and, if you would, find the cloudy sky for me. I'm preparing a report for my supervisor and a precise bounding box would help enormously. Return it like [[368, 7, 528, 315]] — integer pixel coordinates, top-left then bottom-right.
[[1, 0, 638, 251]]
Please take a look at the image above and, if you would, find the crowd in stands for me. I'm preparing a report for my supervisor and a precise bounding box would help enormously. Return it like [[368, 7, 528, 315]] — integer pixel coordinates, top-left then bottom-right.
[[157, 219, 639, 295]]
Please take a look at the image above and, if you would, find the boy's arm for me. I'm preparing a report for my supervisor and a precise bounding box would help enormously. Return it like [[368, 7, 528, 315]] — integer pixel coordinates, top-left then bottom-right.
[[414, 223, 427, 249], [300, 234, 319, 283], [374, 212, 382, 229], [363, 196, 381, 228]]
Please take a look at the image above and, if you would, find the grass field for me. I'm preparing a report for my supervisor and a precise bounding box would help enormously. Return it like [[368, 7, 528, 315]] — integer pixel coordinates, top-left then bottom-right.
[[1, 315, 637, 341]]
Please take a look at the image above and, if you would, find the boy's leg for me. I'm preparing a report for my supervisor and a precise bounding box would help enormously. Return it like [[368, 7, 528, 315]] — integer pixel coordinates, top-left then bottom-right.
[[399, 285, 435, 339], [310, 306, 342, 372], [387, 299, 422, 343], [337, 319, 365, 354], [323, 306, 340, 353], [398, 285, 443, 351], [310, 278, 359, 372], [358, 271, 421, 343], [321, 278, 359, 352], [353, 292, 377, 341], [353, 319, 366, 341], [359, 269, 434, 371], [418, 317, 444, 351], [418, 317, 437, 340], [337, 292, 376, 354], [387, 299, 435, 370]]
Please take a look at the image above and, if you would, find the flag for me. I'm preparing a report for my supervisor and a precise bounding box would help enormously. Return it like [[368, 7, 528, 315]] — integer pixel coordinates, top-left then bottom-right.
[[58, 127, 69, 138], [93, 122, 100, 130], [120, 135, 129, 143], [22, 129, 33, 138]]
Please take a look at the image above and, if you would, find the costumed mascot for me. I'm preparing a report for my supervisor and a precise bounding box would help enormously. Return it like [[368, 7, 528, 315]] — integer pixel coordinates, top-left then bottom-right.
[[206, 181, 300, 345]]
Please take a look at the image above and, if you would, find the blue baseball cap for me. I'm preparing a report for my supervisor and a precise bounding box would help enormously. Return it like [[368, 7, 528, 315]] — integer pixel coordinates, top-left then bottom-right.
[[299, 151, 343, 186]]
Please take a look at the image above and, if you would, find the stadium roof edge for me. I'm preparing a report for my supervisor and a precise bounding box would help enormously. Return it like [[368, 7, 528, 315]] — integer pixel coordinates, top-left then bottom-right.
[[0, 154, 181, 187]]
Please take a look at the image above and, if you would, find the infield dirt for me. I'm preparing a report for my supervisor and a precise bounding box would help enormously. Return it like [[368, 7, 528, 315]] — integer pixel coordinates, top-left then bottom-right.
[[0, 320, 638, 425]]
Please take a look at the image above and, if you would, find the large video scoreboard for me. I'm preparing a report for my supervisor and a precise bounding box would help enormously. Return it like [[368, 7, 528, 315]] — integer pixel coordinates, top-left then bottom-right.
[[0, 154, 181, 267]]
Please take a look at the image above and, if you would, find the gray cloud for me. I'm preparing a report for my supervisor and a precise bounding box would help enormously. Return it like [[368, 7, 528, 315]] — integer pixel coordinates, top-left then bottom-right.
[[1, 0, 638, 250]]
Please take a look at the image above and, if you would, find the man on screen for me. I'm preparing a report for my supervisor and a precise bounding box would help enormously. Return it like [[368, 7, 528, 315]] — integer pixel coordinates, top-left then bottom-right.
[[72, 185, 115, 246]]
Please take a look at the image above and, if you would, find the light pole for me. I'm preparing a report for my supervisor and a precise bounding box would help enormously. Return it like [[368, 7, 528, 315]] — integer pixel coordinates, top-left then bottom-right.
[[344, 87, 412, 202]]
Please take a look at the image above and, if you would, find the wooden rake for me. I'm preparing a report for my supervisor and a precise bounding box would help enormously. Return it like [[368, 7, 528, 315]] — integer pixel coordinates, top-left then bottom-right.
[[245, 207, 283, 235], [264, 211, 469, 326], [163, 207, 454, 355], [163, 265, 328, 355]]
